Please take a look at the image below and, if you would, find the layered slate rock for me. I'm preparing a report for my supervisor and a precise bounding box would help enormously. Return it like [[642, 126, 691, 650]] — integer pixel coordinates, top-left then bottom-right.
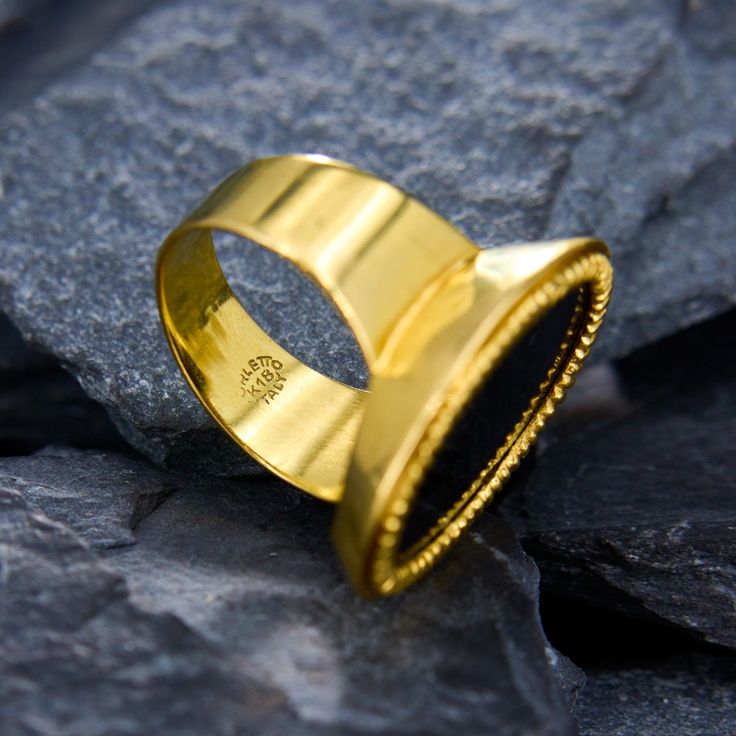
[[546, 0, 736, 359], [0, 0, 47, 29], [0, 0, 159, 118], [0, 482, 295, 736], [574, 648, 736, 736], [0, 315, 127, 455], [541, 597, 736, 736], [510, 310, 736, 649], [0, 445, 172, 547], [0, 447, 580, 736], [1, 1, 735, 473]]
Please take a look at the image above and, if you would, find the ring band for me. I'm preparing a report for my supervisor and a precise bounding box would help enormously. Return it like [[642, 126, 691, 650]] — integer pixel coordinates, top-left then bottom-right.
[[156, 154, 474, 502], [156, 154, 612, 596]]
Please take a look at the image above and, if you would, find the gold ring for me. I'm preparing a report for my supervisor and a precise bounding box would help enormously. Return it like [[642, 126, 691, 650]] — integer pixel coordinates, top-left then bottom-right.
[[156, 154, 612, 596]]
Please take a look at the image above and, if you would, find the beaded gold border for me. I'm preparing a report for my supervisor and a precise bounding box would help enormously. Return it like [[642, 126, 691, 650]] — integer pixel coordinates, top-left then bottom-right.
[[370, 251, 613, 595]]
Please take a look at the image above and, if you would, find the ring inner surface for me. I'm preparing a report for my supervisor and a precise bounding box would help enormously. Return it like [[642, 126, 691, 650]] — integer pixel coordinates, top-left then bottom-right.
[[158, 229, 365, 500], [399, 288, 583, 552], [214, 231, 368, 388]]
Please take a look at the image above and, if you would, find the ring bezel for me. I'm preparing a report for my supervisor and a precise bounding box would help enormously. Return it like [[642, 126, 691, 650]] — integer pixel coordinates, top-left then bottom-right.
[[333, 241, 612, 596]]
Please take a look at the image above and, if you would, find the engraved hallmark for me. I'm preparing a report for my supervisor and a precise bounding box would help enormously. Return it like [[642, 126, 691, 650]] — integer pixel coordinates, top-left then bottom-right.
[[240, 355, 287, 405]]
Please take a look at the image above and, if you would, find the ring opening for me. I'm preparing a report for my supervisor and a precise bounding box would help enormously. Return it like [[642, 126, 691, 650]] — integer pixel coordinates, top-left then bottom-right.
[[399, 287, 585, 553], [157, 228, 366, 501], [214, 231, 368, 388]]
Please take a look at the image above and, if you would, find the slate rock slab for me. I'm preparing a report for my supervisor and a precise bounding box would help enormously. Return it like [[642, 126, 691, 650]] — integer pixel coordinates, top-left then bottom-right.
[[507, 310, 736, 649], [540, 596, 736, 736], [574, 648, 736, 736], [0, 0, 45, 29], [0, 0, 735, 473], [0, 314, 127, 455], [0, 445, 173, 548], [0, 447, 581, 736], [0, 0, 160, 118], [0, 482, 296, 736]]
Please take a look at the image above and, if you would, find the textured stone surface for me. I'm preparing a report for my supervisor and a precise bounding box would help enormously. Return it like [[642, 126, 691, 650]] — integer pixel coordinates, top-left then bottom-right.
[[0, 0, 45, 29], [0, 314, 127, 455], [541, 597, 736, 736], [0, 447, 580, 736], [0, 0, 158, 118], [505, 310, 736, 649], [0, 0, 735, 472], [574, 649, 736, 736], [0, 445, 172, 547], [0, 479, 295, 736]]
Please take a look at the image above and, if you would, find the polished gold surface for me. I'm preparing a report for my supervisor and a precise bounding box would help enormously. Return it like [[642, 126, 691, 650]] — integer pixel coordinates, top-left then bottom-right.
[[157, 155, 475, 502], [334, 240, 612, 595], [156, 154, 612, 595]]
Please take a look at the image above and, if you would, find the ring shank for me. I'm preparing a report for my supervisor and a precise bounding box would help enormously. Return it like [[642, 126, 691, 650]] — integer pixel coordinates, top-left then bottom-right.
[[157, 228, 364, 501], [156, 155, 478, 501]]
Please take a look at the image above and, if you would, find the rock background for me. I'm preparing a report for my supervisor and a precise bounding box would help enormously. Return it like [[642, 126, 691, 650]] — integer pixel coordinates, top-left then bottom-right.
[[0, 1, 734, 734], [0, 447, 582, 736], [1, 0, 735, 472], [502, 311, 736, 650]]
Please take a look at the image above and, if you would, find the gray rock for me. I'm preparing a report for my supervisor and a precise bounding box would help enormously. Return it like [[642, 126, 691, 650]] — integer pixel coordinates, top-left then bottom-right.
[[540, 596, 736, 736], [0, 0, 46, 29], [0, 310, 52, 372], [0, 314, 127, 455], [0, 0, 734, 472], [0, 0, 159, 119], [551, 649, 586, 710], [506, 310, 736, 649], [574, 649, 736, 736], [0, 481, 296, 736], [1, 447, 580, 735], [0, 446, 173, 548]]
